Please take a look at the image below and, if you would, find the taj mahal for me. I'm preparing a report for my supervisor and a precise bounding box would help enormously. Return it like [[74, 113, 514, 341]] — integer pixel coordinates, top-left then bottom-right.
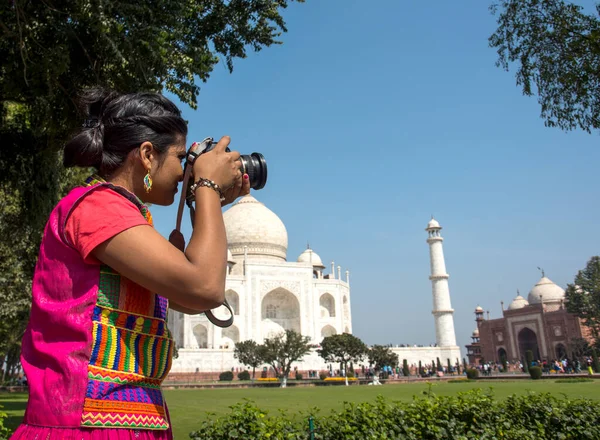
[[168, 194, 461, 372]]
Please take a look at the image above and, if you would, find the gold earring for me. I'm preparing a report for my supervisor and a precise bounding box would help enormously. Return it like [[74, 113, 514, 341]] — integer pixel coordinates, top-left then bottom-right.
[[143, 170, 153, 193]]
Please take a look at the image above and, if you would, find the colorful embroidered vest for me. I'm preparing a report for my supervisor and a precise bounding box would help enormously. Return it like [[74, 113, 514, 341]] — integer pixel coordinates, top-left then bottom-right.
[[20, 179, 173, 430], [80, 177, 173, 429]]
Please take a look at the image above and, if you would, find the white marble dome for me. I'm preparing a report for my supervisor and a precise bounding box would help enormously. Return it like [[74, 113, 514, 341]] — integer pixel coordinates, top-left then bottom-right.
[[223, 194, 288, 262], [475, 305, 484, 312], [472, 328, 479, 337], [508, 295, 529, 310], [527, 277, 565, 305], [297, 248, 325, 269], [426, 218, 441, 229]]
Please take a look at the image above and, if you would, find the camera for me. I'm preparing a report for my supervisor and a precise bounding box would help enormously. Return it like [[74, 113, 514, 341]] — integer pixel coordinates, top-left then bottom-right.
[[188, 137, 267, 190]]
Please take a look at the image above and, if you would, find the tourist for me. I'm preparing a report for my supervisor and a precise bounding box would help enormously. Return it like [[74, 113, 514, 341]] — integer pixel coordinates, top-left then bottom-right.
[[11, 88, 249, 439]]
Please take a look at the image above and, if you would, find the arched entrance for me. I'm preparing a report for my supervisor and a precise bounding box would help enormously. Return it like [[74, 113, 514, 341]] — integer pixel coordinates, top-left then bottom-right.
[[225, 289, 240, 315], [518, 327, 540, 360], [555, 343, 567, 360], [497, 347, 507, 362], [193, 324, 208, 349], [221, 325, 240, 349], [320, 293, 335, 318], [321, 325, 336, 339], [261, 288, 300, 334]]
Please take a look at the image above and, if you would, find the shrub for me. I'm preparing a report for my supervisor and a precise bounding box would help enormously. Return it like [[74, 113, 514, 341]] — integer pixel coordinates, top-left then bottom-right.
[[295, 372, 303, 380], [529, 366, 542, 380], [555, 378, 594, 383], [237, 370, 250, 381], [0, 406, 9, 440], [219, 371, 234, 381], [402, 359, 409, 377], [466, 368, 479, 379], [319, 372, 328, 380], [346, 370, 355, 378], [188, 390, 600, 439]]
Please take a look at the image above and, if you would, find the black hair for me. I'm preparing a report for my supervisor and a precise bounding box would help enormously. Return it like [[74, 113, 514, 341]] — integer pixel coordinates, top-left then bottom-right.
[[64, 88, 188, 176]]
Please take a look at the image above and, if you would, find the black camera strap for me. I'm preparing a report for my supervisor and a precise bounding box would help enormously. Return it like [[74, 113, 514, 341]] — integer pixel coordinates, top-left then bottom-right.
[[173, 138, 234, 328]]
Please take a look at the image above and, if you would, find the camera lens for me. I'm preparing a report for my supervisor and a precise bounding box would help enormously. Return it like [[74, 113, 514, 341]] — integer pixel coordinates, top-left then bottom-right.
[[203, 140, 268, 190], [240, 153, 267, 190]]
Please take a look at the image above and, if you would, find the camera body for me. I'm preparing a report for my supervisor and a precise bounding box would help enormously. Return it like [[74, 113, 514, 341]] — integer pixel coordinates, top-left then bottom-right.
[[187, 137, 267, 190]]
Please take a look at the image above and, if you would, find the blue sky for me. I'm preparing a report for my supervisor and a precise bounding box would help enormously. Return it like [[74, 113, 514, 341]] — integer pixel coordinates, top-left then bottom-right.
[[152, 0, 600, 351]]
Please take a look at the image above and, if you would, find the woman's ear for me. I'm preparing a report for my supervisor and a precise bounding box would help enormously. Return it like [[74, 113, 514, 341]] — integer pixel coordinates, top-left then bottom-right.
[[138, 141, 155, 171]]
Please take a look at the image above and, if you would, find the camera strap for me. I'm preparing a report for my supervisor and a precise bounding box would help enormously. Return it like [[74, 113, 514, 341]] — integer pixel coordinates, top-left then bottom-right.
[[173, 138, 234, 328]]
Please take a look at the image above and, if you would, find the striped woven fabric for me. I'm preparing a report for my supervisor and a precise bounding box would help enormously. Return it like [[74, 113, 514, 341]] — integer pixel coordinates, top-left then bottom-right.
[[79, 177, 173, 430]]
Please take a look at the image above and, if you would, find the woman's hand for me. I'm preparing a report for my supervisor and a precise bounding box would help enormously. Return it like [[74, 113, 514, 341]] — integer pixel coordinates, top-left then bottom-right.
[[221, 173, 251, 206], [193, 136, 241, 191]]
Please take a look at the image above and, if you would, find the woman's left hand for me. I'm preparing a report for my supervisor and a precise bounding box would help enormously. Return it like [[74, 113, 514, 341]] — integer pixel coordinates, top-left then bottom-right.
[[221, 173, 250, 206]]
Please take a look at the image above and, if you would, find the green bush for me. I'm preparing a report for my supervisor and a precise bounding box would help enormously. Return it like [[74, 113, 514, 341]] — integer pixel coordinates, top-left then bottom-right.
[[319, 372, 328, 380], [529, 366, 542, 379], [219, 371, 234, 381], [188, 390, 600, 439], [237, 370, 250, 381], [295, 372, 303, 380], [555, 378, 594, 383], [466, 368, 479, 379], [346, 370, 355, 378], [0, 406, 8, 440]]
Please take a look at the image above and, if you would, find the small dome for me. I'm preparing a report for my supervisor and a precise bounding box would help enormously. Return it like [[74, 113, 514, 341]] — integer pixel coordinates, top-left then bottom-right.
[[472, 329, 479, 337], [227, 249, 235, 264], [426, 218, 441, 230], [527, 277, 565, 305], [297, 248, 325, 269], [508, 295, 529, 310], [475, 305, 484, 312], [223, 195, 288, 262]]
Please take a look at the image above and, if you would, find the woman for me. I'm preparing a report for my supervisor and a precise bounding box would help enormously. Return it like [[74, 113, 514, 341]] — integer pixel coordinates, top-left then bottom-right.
[[11, 89, 249, 439]]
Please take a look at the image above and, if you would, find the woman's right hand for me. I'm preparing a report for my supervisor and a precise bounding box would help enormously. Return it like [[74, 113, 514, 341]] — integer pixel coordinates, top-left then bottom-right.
[[193, 136, 242, 190]]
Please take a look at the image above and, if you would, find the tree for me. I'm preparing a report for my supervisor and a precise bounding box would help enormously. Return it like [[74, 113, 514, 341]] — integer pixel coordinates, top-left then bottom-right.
[[368, 345, 399, 374], [570, 337, 592, 361], [418, 360, 423, 377], [402, 359, 410, 377], [436, 357, 443, 372], [566, 256, 600, 343], [234, 340, 264, 380], [592, 348, 600, 373], [489, 0, 600, 133], [317, 333, 367, 386], [0, 0, 304, 371], [261, 330, 311, 388]]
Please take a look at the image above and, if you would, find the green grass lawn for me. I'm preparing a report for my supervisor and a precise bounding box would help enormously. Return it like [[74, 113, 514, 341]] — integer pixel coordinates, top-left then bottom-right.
[[2, 380, 600, 439]]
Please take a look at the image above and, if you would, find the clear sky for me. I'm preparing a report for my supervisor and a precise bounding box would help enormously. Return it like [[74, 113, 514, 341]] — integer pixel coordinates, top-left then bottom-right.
[[151, 0, 600, 352]]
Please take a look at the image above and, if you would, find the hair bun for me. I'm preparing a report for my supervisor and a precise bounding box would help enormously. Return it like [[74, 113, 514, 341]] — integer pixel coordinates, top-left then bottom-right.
[[63, 88, 117, 168], [63, 124, 104, 168]]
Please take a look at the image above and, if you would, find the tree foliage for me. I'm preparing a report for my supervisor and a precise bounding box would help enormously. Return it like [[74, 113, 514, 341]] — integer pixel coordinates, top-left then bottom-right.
[[318, 333, 367, 386], [0, 0, 302, 377], [489, 0, 600, 132], [565, 256, 600, 343], [367, 345, 399, 372], [260, 330, 311, 388], [233, 340, 263, 379]]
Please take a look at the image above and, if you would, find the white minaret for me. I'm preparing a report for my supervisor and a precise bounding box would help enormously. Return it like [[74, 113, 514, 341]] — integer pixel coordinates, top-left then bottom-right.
[[426, 218, 457, 347]]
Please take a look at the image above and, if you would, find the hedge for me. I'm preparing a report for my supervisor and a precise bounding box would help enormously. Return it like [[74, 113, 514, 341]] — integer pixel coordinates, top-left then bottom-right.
[[189, 389, 600, 439]]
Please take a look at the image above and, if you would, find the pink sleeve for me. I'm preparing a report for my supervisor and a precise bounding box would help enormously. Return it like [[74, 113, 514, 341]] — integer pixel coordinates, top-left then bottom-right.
[[65, 187, 150, 264]]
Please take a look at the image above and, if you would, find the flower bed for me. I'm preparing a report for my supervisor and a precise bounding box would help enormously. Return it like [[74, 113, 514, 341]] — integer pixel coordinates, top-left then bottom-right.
[[256, 378, 279, 382], [323, 377, 358, 382]]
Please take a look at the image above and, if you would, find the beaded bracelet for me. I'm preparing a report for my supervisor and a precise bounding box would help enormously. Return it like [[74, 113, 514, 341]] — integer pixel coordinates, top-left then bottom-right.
[[189, 177, 225, 202]]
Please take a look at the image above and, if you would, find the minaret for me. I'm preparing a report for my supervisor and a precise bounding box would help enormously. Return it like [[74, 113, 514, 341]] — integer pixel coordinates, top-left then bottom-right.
[[426, 218, 457, 347]]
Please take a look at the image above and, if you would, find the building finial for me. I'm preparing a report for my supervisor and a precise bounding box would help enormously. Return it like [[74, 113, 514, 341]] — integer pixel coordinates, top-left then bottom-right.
[[537, 266, 545, 277], [307, 241, 310, 250]]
